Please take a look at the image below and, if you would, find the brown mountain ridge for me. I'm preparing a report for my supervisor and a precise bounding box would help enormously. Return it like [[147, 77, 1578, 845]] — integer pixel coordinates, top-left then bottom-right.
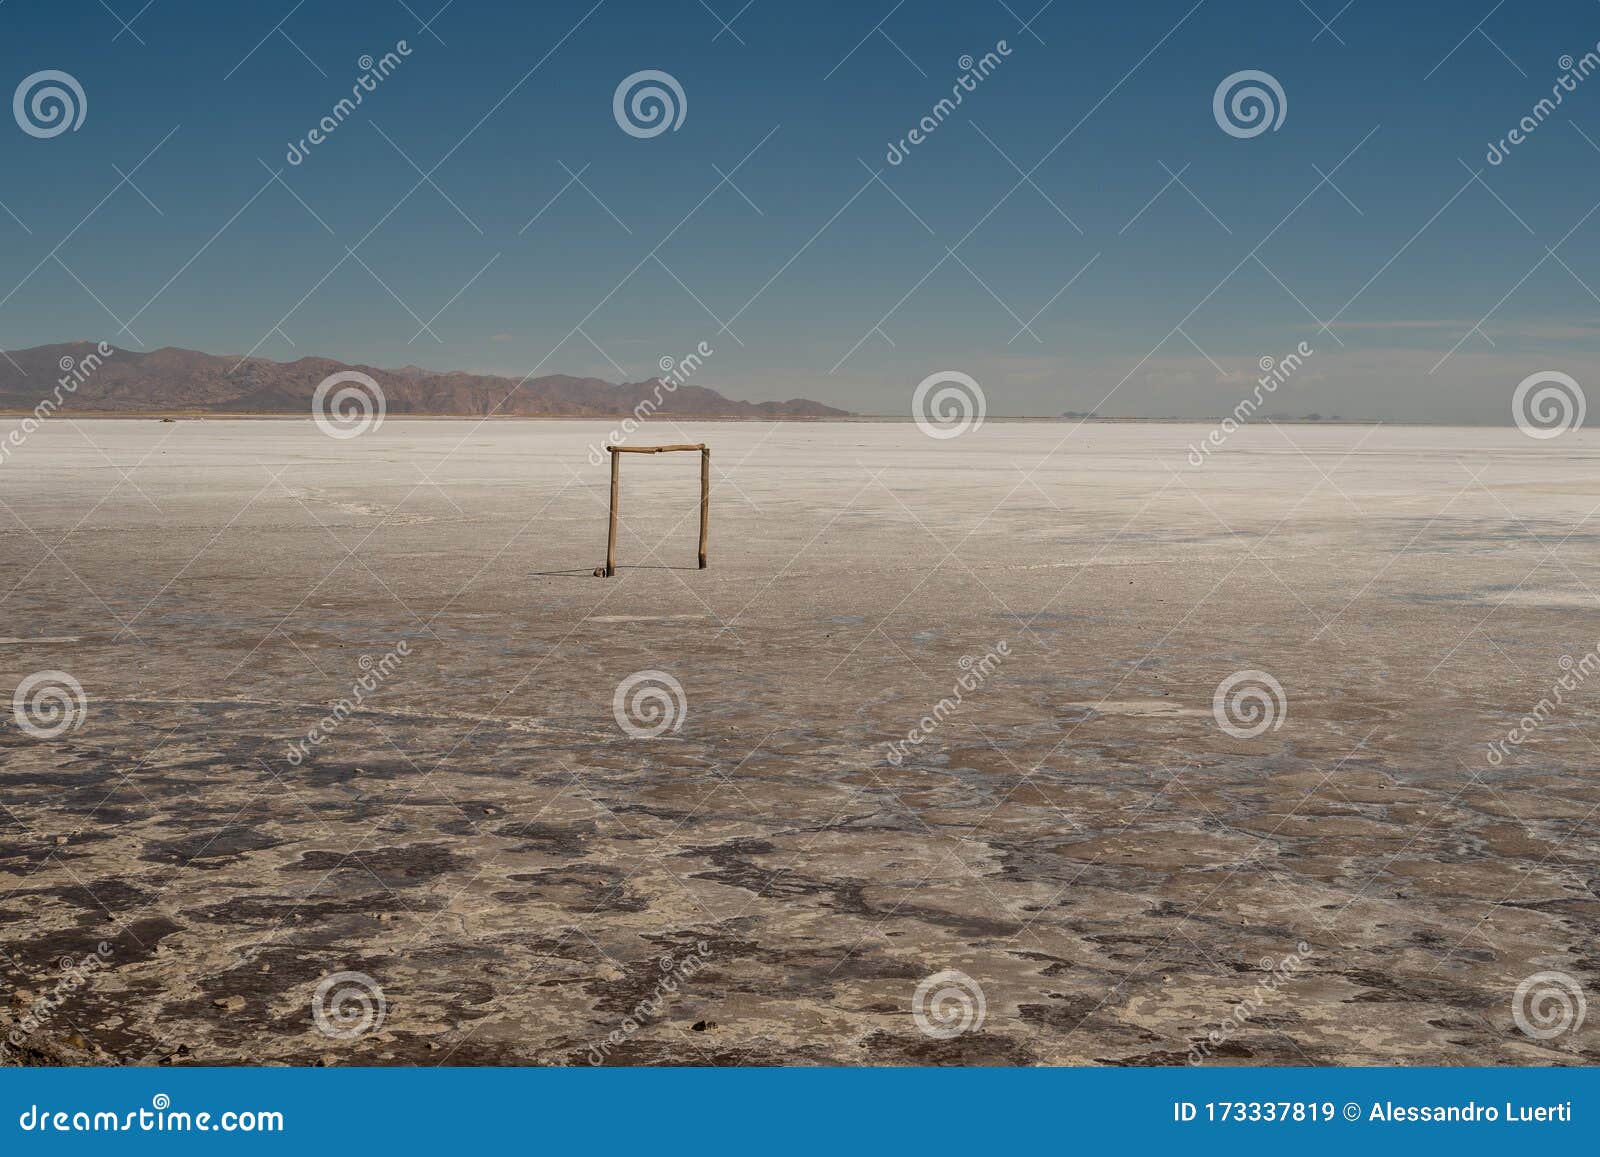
[[0, 342, 849, 418]]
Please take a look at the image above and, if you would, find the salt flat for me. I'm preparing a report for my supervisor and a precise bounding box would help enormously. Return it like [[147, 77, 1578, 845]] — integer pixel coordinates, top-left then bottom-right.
[[1, 418, 1597, 1065]]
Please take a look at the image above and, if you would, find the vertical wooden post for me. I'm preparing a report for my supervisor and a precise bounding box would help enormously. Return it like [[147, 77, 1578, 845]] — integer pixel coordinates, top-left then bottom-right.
[[605, 448, 620, 577], [698, 446, 709, 569]]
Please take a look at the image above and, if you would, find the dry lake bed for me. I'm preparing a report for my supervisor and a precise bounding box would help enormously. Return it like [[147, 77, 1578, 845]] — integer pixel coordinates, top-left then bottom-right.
[[1, 418, 1597, 1065]]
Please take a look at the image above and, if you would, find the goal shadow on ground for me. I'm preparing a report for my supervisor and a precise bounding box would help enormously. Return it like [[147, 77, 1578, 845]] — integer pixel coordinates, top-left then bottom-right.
[[528, 564, 705, 577]]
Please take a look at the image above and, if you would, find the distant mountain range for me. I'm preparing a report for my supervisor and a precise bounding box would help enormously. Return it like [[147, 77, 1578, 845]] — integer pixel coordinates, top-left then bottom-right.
[[0, 343, 850, 418]]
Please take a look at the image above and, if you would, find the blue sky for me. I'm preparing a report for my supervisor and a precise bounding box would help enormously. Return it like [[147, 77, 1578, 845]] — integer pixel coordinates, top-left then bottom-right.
[[2, 0, 1598, 419]]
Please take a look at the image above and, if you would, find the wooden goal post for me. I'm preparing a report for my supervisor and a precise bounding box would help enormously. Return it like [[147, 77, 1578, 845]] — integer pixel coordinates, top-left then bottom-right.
[[601, 444, 709, 577]]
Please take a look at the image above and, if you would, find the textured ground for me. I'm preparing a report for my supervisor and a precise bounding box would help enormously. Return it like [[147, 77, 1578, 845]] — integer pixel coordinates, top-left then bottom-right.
[[1, 418, 1597, 1066]]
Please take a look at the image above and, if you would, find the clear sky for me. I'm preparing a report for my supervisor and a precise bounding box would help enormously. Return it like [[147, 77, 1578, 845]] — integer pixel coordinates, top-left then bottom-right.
[[2, 0, 1598, 419]]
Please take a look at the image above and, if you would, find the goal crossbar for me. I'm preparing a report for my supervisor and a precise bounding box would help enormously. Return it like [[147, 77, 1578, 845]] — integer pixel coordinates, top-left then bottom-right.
[[602, 443, 709, 577]]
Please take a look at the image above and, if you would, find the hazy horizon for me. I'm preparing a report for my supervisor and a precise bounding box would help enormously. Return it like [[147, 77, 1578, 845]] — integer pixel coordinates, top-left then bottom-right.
[[0, 335, 1548, 424]]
